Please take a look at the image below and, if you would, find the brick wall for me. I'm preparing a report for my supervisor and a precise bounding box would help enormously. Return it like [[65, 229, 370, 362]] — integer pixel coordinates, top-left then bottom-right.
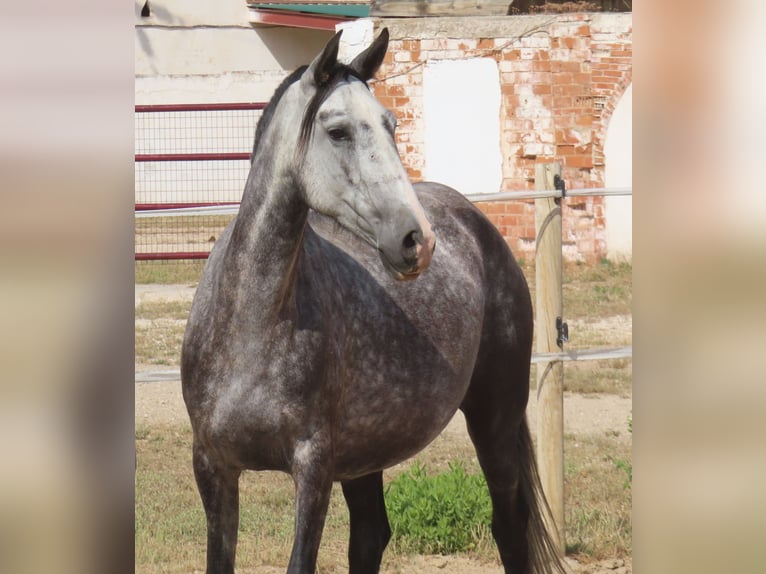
[[372, 13, 632, 261]]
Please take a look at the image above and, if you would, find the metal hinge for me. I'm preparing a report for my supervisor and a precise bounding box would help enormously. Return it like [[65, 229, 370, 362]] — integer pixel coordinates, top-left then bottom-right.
[[556, 316, 569, 349], [554, 173, 566, 204]]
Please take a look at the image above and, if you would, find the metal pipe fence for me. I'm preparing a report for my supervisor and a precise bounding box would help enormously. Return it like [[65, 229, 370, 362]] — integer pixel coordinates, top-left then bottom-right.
[[135, 102, 265, 260]]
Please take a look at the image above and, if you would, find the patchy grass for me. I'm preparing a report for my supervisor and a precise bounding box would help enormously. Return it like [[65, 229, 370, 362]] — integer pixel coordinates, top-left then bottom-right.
[[135, 300, 192, 321], [563, 260, 632, 321], [563, 434, 632, 561], [136, 423, 631, 572], [135, 301, 191, 366], [135, 260, 205, 285], [136, 424, 353, 574], [563, 358, 632, 395], [520, 258, 632, 321]]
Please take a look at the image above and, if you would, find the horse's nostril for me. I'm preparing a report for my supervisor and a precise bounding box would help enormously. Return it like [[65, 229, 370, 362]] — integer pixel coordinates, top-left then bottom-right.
[[403, 230, 419, 250]]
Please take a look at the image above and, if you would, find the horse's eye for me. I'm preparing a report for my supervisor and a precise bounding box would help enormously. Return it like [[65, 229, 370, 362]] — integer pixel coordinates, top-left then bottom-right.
[[328, 127, 350, 142]]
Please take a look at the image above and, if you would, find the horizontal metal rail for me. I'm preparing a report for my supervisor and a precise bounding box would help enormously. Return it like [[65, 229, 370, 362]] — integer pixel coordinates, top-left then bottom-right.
[[134, 187, 633, 219], [135, 204, 240, 218], [135, 252, 210, 261], [136, 152, 251, 162], [467, 186, 632, 202], [136, 346, 632, 383], [530, 345, 632, 364], [135, 202, 241, 211]]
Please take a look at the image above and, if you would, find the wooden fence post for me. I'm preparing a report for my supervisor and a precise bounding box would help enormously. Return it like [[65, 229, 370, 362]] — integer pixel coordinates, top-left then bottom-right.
[[534, 162, 565, 554]]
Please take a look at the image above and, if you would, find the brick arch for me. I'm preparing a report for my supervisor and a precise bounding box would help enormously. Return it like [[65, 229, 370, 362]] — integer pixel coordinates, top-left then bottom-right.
[[592, 68, 632, 187]]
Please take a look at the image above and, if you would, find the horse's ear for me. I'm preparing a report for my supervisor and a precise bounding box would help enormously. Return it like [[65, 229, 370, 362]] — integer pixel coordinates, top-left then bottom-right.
[[304, 30, 342, 88], [349, 28, 389, 82]]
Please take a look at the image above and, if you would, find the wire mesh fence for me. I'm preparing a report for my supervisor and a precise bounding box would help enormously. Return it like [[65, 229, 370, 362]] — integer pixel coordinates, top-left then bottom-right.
[[135, 103, 264, 265]]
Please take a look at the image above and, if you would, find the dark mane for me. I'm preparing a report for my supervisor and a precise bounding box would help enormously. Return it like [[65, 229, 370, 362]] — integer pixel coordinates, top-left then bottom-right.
[[251, 65, 308, 162]]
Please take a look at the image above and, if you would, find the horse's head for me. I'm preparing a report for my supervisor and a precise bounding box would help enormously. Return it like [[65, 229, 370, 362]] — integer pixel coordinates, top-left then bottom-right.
[[291, 29, 436, 280]]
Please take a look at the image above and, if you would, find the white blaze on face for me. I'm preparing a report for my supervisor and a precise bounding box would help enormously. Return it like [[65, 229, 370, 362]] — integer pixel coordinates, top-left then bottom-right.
[[299, 79, 435, 278]]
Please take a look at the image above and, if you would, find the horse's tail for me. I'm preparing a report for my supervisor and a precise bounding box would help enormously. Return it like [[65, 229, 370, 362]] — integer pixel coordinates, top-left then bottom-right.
[[518, 415, 570, 574]]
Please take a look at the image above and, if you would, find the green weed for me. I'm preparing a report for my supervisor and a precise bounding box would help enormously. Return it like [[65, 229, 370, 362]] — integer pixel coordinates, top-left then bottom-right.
[[385, 461, 493, 555]]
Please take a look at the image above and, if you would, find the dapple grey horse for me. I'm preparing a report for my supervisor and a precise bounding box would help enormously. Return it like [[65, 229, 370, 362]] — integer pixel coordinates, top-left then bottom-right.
[[182, 29, 565, 574]]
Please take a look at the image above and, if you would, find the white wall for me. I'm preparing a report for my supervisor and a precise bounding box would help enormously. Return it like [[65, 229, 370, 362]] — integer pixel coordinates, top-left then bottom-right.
[[604, 83, 632, 261], [422, 58, 503, 196], [135, 0, 331, 104], [134, 0, 333, 205]]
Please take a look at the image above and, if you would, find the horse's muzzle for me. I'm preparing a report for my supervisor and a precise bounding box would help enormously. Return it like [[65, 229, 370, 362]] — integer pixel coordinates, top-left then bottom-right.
[[378, 223, 436, 281]]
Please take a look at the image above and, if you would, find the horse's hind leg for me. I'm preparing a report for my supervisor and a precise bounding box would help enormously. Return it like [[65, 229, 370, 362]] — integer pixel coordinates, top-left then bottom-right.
[[462, 362, 565, 574], [462, 381, 530, 574], [193, 442, 241, 574], [341, 471, 391, 574]]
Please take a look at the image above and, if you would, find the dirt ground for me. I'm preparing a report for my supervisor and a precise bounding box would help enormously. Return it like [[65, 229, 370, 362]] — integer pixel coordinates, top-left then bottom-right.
[[135, 284, 632, 574]]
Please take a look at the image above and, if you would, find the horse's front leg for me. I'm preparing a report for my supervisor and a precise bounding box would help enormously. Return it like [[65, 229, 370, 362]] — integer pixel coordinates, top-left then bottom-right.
[[193, 441, 241, 574], [286, 439, 334, 574]]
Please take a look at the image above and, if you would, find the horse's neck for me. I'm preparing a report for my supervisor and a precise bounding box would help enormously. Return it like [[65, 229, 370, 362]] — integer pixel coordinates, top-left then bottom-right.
[[222, 155, 308, 324]]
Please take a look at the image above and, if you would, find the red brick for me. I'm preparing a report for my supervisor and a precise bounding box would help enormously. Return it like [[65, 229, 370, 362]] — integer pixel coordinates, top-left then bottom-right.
[[501, 84, 517, 97], [564, 155, 594, 168], [480, 202, 508, 215], [498, 214, 518, 227], [376, 96, 395, 110], [509, 60, 535, 73], [553, 61, 583, 73], [563, 84, 590, 96], [478, 38, 494, 50], [505, 202, 526, 215], [407, 168, 422, 181]]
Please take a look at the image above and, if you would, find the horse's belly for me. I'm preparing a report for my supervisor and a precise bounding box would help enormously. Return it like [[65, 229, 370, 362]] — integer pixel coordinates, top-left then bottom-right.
[[332, 349, 477, 479]]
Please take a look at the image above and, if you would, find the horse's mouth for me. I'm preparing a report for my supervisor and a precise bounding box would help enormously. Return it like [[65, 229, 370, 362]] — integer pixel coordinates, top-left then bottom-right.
[[377, 250, 424, 281]]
